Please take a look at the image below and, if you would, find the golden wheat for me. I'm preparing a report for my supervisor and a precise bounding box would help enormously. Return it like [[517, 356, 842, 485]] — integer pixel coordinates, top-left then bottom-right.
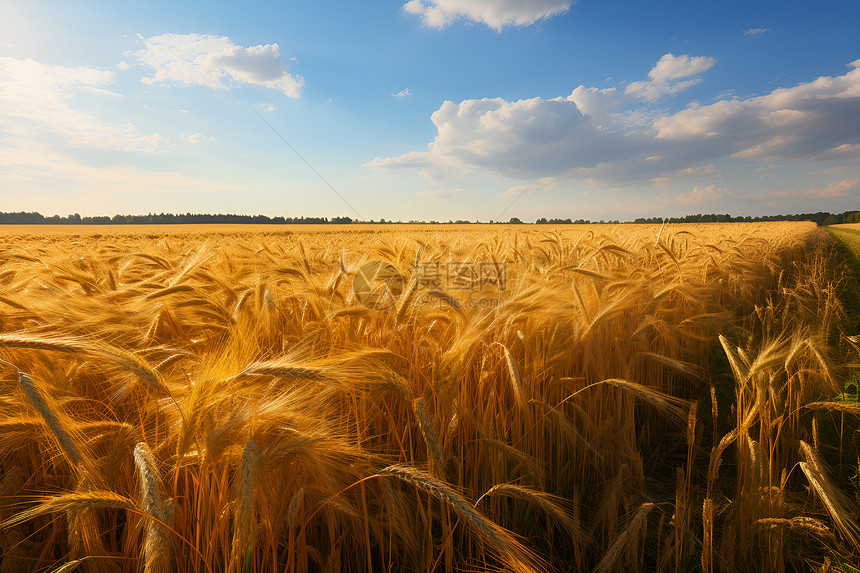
[[0, 222, 856, 572]]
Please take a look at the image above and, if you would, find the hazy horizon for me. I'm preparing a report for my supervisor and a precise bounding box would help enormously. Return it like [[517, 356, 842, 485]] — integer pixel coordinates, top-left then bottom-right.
[[1, 0, 858, 221]]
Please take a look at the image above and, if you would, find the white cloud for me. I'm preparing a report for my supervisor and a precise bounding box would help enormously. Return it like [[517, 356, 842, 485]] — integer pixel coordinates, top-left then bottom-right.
[[117, 60, 131, 70], [403, 0, 571, 30], [626, 53, 716, 101], [136, 33, 303, 97], [567, 86, 621, 124], [366, 56, 860, 187], [258, 102, 276, 112], [649, 53, 716, 82], [391, 88, 411, 97], [743, 28, 770, 36]]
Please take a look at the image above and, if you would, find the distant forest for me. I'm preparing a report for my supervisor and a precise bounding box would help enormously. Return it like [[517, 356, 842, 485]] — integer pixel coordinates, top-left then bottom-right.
[[0, 210, 858, 226], [0, 212, 353, 225]]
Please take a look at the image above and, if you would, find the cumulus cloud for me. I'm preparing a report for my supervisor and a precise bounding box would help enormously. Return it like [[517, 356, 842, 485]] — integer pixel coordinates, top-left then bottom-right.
[[136, 33, 303, 97], [403, 0, 571, 30], [366, 55, 860, 187], [626, 53, 716, 101], [391, 88, 411, 97], [567, 86, 621, 124], [743, 28, 770, 36], [366, 95, 643, 179]]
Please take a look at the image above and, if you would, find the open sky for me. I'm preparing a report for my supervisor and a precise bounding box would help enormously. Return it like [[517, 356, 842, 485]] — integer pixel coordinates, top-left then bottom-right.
[[1, 0, 859, 221]]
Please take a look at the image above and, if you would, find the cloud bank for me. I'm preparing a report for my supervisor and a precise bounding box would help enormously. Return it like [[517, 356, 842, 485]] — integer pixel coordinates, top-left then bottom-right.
[[0, 56, 231, 195], [0, 57, 160, 152], [366, 56, 860, 186]]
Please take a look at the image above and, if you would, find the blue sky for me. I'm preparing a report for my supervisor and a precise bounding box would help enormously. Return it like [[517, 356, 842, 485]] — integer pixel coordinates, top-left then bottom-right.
[[1, 1, 859, 221]]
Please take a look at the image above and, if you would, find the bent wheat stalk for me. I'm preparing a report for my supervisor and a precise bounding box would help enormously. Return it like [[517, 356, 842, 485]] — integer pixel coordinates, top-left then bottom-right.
[[134, 442, 173, 573]]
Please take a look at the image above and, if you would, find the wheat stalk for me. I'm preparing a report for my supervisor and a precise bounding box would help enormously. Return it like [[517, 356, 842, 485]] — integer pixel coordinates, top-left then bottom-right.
[[477, 483, 588, 544], [379, 465, 543, 573], [594, 502, 654, 573], [1, 361, 87, 472], [1, 490, 136, 529], [134, 442, 173, 573], [798, 440, 860, 549], [412, 397, 446, 475], [602, 378, 688, 426]]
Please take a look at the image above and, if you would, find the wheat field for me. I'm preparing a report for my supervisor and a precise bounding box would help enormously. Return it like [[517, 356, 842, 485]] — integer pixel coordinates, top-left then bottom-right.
[[0, 222, 858, 573]]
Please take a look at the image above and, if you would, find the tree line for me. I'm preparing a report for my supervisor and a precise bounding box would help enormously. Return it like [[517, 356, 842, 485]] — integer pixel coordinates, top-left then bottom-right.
[[629, 211, 860, 226], [0, 212, 353, 225], [0, 211, 857, 226]]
